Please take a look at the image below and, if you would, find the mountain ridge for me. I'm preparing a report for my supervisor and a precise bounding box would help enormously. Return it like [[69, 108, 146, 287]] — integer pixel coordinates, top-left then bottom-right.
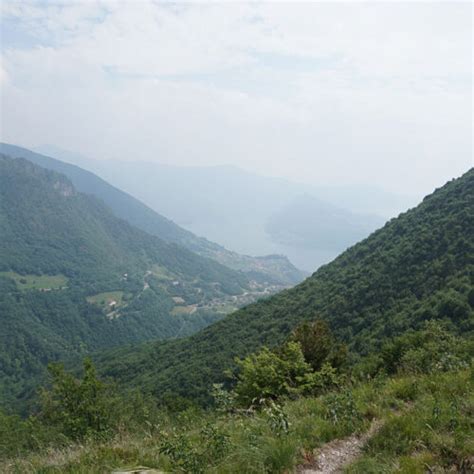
[[95, 168, 474, 404], [32, 143, 410, 271], [0, 155, 275, 409], [0, 143, 306, 286]]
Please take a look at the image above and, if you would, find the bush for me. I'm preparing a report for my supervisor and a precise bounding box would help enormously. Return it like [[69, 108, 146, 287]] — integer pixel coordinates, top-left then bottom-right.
[[211, 383, 237, 414], [381, 321, 470, 375], [300, 362, 342, 395], [262, 399, 291, 436], [0, 410, 65, 458], [233, 324, 350, 407], [324, 389, 362, 431], [158, 422, 230, 473], [234, 342, 312, 406], [39, 358, 118, 440]]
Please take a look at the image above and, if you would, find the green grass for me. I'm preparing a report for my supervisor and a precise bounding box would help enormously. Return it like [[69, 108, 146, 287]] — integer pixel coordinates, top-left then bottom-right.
[[171, 305, 197, 315], [0, 271, 68, 290], [209, 303, 239, 314], [346, 370, 474, 473], [150, 264, 174, 281], [86, 291, 125, 311], [3, 369, 471, 473]]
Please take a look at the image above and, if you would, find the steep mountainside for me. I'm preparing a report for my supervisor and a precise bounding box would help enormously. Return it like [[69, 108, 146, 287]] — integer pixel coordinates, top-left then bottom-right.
[[0, 155, 254, 409], [0, 143, 306, 285], [97, 169, 474, 404]]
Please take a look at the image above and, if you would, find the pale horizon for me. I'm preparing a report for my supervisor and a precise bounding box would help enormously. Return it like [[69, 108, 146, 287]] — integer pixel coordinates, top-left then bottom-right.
[[1, 1, 472, 198]]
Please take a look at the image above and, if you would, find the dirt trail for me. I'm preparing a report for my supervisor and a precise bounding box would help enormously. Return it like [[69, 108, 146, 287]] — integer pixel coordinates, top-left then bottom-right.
[[297, 420, 382, 474]]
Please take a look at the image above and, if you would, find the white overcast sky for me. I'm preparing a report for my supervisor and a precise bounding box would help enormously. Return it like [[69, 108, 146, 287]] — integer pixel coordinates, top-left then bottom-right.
[[0, 1, 472, 197]]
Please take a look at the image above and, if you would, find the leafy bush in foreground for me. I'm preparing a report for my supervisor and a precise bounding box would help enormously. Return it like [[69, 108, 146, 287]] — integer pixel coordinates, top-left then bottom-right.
[[232, 321, 346, 406], [39, 358, 116, 440], [233, 342, 311, 405]]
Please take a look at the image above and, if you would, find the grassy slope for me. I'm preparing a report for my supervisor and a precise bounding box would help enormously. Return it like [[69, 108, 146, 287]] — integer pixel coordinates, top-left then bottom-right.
[[96, 169, 474, 404], [2, 369, 472, 473]]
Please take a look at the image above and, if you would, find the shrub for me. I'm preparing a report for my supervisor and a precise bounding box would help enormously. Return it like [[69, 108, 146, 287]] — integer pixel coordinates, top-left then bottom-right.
[[233, 342, 312, 406], [211, 383, 237, 414], [381, 321, 470, 375], [324, 389, 362, 431], [158, 422, 230, 473], [233, 327, 348, 407], [262, 399, 290, 436], [39, 358, 117, 439], [300, 362, 342, 395]]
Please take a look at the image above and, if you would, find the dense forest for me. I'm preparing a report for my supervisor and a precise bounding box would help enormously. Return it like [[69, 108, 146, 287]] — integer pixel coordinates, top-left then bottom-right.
[[0, 155, 261, 411], [1, 302, 472, 472], [0, 143, 306, 286], [95, 168, 474, 405], [0, 163, 472, 473]]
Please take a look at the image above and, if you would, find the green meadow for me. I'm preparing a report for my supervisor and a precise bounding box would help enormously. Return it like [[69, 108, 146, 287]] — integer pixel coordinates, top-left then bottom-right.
[[0, 271, 68, 291]]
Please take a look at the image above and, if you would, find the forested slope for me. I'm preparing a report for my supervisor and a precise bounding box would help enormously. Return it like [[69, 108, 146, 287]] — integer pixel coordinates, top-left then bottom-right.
[[0, 156, 249, 409], [97, 169, 474, 404], [0, 143, 306, 285]]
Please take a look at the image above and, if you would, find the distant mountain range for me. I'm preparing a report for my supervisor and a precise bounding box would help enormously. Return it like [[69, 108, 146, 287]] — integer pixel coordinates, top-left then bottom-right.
[[34, 144, 416, 271], [265, 193, 382, 250], [0, 143, 305, 286], [95, 168, 474, 404]]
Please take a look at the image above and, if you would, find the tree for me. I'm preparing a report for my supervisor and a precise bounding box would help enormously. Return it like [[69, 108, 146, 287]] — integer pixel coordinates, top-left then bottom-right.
[[39, 358, 114, 439], [289, 320, 347, 371]]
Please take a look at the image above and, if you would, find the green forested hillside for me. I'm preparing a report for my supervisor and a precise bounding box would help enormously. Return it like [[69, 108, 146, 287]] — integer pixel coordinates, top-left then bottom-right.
[[0, 143, 306, 285], [97, 169, 474, 404], [0, 155, 252, 409], [1, 166, 472, 473]]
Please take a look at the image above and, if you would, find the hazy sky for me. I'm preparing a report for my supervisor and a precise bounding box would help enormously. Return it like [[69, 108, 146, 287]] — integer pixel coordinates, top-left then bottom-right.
[[1, 1, 472, 197]]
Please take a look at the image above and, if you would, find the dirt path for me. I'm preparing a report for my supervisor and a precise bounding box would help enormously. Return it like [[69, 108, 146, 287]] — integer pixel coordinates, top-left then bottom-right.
[[142, 270, 152, 291], [297, 420, 382, 474]]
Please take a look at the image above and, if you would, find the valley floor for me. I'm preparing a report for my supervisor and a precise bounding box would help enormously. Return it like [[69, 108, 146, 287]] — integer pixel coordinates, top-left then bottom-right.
[[2, 369, 472, 473]]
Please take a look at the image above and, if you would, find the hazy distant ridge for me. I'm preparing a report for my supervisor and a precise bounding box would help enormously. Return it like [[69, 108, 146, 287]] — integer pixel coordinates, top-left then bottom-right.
[[34, 144, 413, 271], [1, 143, 306, 286]]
